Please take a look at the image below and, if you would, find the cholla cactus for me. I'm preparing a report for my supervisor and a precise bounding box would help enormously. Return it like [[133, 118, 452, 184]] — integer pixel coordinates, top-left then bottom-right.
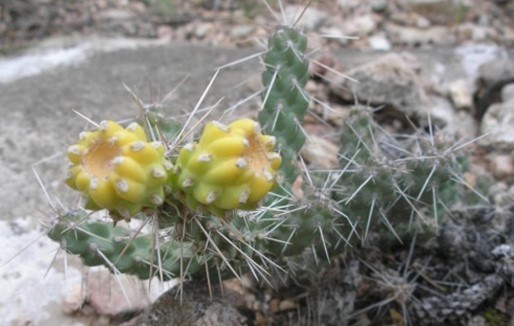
[[66, 120, 172, 219], [47, 19, 473, 295]]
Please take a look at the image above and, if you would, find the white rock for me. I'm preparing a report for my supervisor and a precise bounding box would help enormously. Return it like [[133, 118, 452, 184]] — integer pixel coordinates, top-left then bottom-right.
[[368, 33, 392, 51], [343, 15, 377, 36], [230, 25, 255, 38], [386, 24, 456, 46], [195, 23, 211, 39], [449, 79, 473, 110]]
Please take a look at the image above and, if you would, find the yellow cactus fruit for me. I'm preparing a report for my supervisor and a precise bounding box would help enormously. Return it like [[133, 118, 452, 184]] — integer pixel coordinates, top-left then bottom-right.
[[66, 120, 173, 218], [171, 119, 282, 217]]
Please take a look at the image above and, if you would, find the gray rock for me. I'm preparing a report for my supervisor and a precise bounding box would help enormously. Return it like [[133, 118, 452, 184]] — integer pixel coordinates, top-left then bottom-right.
[[480, 99, 514, 149], [424, 97, 477, 139], [502, 83, 514, 102], [328, 53, 429, 117], [474, 58, 514, 119], [476, 58, 514, 88], [135, 282, 245, 326], [370, 0, 388, 12], [284, 5, 327, 30]]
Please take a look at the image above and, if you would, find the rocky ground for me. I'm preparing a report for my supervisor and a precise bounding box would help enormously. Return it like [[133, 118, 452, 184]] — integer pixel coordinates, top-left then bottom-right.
[[2, 0, 514, 52], [1, 0, 514, 325]]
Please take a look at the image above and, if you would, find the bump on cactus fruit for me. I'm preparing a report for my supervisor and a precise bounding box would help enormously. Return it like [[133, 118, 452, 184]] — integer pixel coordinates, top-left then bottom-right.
[[171, 118, 281, 217], [66, 120, 173, 219]]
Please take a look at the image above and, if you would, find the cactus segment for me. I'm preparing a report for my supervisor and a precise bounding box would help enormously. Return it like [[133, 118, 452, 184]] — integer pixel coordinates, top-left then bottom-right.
[[171, 119, 282, 217], [259, 26, 310, 184], [66, 121, 172, 218], [333, 107, 464, 245], [48, 210, 200, 280]]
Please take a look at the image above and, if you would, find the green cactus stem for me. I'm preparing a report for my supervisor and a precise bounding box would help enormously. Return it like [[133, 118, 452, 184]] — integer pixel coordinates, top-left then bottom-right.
[[259, 26, 310, 184]]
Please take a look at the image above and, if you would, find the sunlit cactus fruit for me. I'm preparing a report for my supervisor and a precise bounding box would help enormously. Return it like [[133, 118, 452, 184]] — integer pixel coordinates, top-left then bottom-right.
[[65, 120, 173, 218], [171, 118, 282, 217]]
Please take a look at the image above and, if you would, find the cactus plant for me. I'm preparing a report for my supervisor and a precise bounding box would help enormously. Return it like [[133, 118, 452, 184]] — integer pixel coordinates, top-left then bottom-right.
[[47, 16, 475, 301]]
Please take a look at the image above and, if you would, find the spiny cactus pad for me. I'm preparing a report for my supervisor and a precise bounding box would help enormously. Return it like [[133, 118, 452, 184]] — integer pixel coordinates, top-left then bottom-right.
[[66, 120, 173, 218], [171, 119, 281, 217]]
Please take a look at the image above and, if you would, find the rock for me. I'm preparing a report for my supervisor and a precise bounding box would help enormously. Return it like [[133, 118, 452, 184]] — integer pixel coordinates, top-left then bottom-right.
[[502, 83, 514, 102], [474, 58, 514, 119], [480, 99, 514, 149], [98, 9, 136, 22], [301, 134, 339, 169], [319, 27, 349, 46], [449, 79, 473, 110], [477, 59, 514, 87], [63, 270, 152, 317], [134, 281, 245, 325], [370, 0, 388, 12], [406, 0, 466, 25], [337, 0, 361, 9], [230, 25, 254, 38], [342, 15, 377, 36], [456, 23, 497, 43], [488, 153, 514, 179], [194, 23, 211, 39], [390, 11, 431, 28], [417, 95, 476, 139], [309, 53, 338, 77], [284, 5, 327, 30], [386, 24, 456, 46], [328, 53, 429, 117], [368, 33, 391, 51]]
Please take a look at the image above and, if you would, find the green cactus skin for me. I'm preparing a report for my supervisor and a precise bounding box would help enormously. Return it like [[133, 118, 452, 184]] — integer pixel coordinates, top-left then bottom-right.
[[259, 26, 310, 184]]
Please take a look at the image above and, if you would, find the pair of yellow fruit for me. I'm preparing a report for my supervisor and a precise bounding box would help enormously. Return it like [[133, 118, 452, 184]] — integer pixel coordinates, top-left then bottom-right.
[[66, 118, 281, 219]]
